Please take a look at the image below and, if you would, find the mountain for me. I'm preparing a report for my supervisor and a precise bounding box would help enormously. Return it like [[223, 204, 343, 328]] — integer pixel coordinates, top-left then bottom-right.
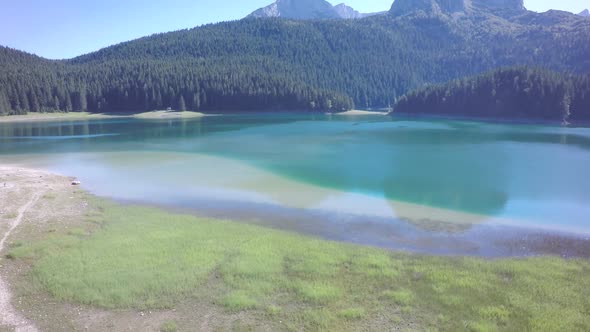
[[393, 67, 590, 124], [1, 0, 589, 116], [247, 0, 379, 20], [390, 0, 525, 16], [579, 9, 590, 17], [332, 4, 363, 19]]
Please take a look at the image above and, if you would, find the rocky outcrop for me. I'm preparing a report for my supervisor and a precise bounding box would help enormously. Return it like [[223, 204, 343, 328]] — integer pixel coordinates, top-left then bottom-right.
[[477, 0, 524, 11], [579, 9, 590, 17], [333, 3, 364, 19], [248, 0, 339, 19]]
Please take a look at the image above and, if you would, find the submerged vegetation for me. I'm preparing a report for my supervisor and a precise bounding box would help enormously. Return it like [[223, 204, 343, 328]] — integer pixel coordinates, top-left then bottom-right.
[[9, 199, 590, 331]]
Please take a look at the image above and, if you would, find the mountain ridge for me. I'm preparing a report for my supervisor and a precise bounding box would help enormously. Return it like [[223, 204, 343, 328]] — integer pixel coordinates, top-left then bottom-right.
[[247, 0, 381, 19], [390, 0, 526, 17]]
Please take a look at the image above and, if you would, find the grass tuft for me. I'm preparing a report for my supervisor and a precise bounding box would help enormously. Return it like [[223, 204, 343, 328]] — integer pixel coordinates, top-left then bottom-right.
[[159, 320, 177, 332], [294, 281, 342, 304], [479, 305, 510, 324], [338, 308, 366, 320], [466, 320, 498, 332], [266, 305, 282, 316], [384, 289, 414, 306], [222, 291, 258, 311]]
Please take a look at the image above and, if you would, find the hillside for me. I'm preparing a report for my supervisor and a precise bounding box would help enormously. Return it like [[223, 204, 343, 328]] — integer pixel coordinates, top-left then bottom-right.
[[1, 0, 589, 115], [393, 67, 590, 124]]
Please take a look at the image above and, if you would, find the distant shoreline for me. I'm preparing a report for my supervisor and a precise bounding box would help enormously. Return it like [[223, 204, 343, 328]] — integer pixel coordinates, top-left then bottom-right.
[[0, 109, 389, 123], [388, 112, 590, 127], [3, 109, 588, 128], [0, 110, 212, 123]]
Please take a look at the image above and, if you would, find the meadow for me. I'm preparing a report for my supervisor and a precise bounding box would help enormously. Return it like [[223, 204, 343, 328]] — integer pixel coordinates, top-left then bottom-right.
[[7, 197, 590, 331]]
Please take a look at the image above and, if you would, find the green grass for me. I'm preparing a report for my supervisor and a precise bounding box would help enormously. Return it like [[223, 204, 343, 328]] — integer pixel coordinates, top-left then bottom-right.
[[384, 289, 414, 306], [223, 291, 258, 311], [338, 308, 366, 320], [10, 200, 590, 331], [159, 320, 177, 332]]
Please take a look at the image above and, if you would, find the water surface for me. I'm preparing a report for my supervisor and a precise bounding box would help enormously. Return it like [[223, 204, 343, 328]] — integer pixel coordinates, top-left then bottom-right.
[[1, 114, 589, 256]]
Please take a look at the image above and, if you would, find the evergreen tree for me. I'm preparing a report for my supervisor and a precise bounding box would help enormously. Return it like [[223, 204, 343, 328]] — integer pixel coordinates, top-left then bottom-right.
[[64, 94, 73, 112], [178, 95, 186, 111], [0, 90, 10, 115], [78, 87, 88, 111], [192, 93, 200, 111]]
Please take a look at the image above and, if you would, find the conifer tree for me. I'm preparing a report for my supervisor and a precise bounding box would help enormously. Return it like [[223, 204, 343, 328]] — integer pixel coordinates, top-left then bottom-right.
[[178, 95, 186, 111]]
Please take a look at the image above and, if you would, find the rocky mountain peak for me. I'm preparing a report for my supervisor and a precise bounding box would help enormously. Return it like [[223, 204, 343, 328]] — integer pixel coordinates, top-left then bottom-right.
[[248, 0, 338, 19], [389, 0, 525, 16], [247, 0, 380, 20], [333, 3, 364, 19]]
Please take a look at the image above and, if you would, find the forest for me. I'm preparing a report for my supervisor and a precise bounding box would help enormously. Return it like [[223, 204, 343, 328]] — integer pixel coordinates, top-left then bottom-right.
[[0, 7, 589, 115], [393, 67, 590, 124]]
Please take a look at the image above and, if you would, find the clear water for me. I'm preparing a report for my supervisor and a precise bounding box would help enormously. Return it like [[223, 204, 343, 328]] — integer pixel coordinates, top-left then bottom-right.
[[1, 113, 590, 247]]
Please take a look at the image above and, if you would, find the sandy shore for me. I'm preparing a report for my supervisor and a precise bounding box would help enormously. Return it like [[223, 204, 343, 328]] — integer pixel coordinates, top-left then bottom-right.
[[0, 167, 67, 332], [333, 110, 388, 116], [0, 111, 211, 123]]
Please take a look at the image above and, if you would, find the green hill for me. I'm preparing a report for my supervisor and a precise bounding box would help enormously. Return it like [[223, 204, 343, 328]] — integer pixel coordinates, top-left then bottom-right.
[[1, 0, 589, 115]]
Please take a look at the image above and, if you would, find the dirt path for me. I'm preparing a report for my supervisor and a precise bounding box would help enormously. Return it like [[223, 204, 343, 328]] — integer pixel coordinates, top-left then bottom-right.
[[0, 187, 42, 332]]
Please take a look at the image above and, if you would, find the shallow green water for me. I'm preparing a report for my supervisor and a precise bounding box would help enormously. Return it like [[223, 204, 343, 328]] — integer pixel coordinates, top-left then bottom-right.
[[1, 113, 590, 237]]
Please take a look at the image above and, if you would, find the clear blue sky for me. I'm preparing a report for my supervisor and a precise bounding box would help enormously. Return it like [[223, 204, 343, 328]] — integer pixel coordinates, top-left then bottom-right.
[[0, 0, 587, 60]]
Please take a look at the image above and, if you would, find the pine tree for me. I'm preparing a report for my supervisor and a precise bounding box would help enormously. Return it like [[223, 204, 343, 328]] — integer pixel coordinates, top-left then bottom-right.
[[178, 95, 186, 111], [29, 91, 41, 113], [192, 93, 200, 111], [0, 90, 11, 115], [64, 94, 73, 112], [18, 89, 29, 113], [53, 96, 60, 111]]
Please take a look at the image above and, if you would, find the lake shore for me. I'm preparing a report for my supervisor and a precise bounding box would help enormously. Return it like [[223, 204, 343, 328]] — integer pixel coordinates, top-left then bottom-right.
[[3, 150, 590, 255], [332, 110, 388, 116], [0, 110, 392, 123], [0, 165, 589, 331], [387, 111, 590, 127], [0, 110, 211, 123]]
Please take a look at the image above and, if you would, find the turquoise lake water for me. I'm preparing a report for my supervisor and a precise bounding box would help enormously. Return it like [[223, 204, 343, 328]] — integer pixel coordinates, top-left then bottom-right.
[[1, 113, 590, 254]]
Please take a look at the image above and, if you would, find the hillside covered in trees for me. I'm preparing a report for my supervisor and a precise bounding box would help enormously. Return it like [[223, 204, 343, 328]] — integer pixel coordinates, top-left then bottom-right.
[[393, 67, 590, 124], [0, 0, 589, 115]]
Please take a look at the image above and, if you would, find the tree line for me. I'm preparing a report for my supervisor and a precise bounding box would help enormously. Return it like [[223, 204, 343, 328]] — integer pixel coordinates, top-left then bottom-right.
[[0, 49, 353, 115], [393, 67, 590, 124]]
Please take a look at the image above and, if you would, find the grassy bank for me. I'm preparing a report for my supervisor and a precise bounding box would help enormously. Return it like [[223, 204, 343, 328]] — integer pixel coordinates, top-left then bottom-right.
[[8, 199, 590, 331]]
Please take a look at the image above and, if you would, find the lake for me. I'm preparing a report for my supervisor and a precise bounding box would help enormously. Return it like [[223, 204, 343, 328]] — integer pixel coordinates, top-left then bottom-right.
[[2, 113, 590, 256]]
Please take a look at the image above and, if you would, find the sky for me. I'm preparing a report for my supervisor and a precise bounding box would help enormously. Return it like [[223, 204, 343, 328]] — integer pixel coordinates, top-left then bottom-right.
[[0, 0, 588, 60]]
